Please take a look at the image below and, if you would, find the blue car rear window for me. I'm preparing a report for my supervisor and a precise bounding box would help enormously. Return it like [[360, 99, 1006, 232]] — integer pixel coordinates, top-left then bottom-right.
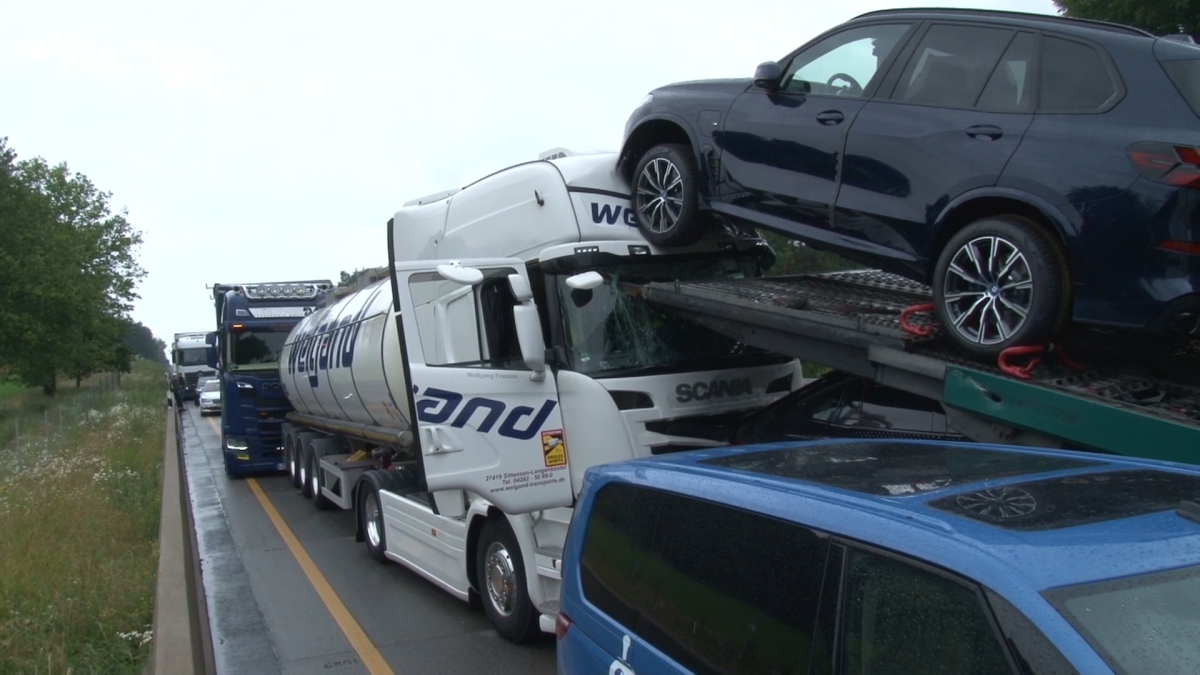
[[927, 469, 1200, 530], [699, 442, 1099, 495]]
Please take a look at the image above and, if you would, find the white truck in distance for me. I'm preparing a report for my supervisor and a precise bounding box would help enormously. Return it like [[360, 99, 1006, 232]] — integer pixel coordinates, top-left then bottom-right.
[[171, 331, 215, 402], [277, 149, 803, 643]]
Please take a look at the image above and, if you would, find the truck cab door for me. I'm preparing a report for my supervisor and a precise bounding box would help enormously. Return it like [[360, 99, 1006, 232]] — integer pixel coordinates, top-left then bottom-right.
[[392, 257, 573, 516]]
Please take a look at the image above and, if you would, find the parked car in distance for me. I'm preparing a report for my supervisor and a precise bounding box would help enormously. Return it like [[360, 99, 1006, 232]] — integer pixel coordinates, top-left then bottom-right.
[[195, 375, 219, 405], [198, 380, 221, 416], [731, 370, 969, 444], [557, 437, 1200, 675], [618, 8, 1200, 359]]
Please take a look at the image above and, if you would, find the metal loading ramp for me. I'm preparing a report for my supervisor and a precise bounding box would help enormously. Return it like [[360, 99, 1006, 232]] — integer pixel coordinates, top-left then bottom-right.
[[636, 269, 1200, 465]]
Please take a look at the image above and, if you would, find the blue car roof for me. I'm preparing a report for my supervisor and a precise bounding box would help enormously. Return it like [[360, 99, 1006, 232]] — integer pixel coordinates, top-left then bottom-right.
[[583, 439, 1200, 593]]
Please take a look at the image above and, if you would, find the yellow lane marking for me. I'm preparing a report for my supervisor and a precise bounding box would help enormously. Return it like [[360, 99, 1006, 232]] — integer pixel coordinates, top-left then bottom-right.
[[201, 415, 395, 675]]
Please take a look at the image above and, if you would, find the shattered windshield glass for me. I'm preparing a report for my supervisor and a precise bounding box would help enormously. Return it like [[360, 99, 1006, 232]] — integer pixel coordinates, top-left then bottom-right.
[[554, 254, 792, 376]]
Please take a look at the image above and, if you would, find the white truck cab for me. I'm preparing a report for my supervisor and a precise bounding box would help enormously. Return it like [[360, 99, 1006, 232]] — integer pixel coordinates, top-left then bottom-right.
[[280, 148, 802, 643]]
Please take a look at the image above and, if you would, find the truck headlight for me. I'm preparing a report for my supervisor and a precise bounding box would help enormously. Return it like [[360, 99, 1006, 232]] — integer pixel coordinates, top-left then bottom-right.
[[225, 437, 249, 451]]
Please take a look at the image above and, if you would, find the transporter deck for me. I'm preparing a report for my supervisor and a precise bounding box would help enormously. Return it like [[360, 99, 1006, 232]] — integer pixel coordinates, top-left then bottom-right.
[[637, 269, 1200, 464]]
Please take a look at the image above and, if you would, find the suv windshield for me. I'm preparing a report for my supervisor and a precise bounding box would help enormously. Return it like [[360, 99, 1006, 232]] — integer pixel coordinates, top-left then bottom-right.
[[1045, 563, 1200, 674], [229, 328, 290, 369], [553, 253, 792, 376]]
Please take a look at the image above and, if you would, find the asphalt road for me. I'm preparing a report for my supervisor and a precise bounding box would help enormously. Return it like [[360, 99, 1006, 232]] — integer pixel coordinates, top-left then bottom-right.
[[178, 405, 558, 675]]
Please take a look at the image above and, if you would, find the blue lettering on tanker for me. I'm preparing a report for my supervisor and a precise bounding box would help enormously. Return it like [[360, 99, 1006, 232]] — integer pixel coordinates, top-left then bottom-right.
[[413, 385, 557, 441], [287, 302, 370, 388], [589, 202, 637, 228]]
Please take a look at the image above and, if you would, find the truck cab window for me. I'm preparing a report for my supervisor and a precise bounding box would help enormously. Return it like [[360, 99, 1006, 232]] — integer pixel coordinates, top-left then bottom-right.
[[408, 266, 528, 369], [553, 254, 792, 377], [230, 328, 289, 368]]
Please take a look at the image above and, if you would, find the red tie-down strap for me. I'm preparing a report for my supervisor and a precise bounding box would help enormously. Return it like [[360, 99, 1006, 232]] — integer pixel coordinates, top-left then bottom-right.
[[997, 343, 1086, 380], [899, 303, 937, 337]]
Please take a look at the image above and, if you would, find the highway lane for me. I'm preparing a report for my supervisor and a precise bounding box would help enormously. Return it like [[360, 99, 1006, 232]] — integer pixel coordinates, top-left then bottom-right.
[[179, 405, 557, 675]]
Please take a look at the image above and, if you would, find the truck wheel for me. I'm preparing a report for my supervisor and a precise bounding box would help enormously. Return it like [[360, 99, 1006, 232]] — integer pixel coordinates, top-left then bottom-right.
[[631, 143, 706, 248], [309, 451, 333, 510], [298, 443, 313, 499], [283, 442, 297, 487], [475, 517, 540, 644], [358, 483, 388, 563], [932, 215, 1069, 359]]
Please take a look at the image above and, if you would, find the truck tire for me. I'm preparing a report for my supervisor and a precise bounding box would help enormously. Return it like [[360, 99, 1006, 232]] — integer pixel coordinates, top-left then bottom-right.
[[309, 450, 334, 510], [932, 215, 1069, 359], [358, 481, 388, 563], [475, 517, 540, 644], [631, 143, 707, 248]]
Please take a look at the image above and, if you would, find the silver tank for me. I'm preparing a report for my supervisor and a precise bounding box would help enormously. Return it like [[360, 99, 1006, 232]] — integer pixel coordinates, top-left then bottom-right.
[[278, 279, 411, 430]]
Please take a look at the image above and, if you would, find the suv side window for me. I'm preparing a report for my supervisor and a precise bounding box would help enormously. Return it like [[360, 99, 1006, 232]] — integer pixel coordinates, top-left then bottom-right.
[[1039, 35, 1119, 112], [842, 547, 1016, 675], [977, 32, 1036, 112], [579, 482, 831, 675], [890, 24, 1017, 109], [782, 23, 913, 96]]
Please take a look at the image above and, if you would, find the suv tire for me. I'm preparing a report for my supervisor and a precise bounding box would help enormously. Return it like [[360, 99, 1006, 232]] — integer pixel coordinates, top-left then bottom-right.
[[631, 143, 706, 247], [932, 215, 1069, 359]]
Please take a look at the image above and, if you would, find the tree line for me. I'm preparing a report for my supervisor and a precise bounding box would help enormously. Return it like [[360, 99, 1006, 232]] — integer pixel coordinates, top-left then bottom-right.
[[1053, 0, 1198, 36], [1, 137, 163, 395]]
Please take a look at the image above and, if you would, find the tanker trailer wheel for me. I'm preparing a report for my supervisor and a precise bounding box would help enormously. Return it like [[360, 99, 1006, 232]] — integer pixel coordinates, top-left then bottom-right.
[[298, 443, 312, 499], [358, 482, 388, 563], [284, 438, 300, 488], [475, 517, 540, 644], [308, 450, 333, 510]]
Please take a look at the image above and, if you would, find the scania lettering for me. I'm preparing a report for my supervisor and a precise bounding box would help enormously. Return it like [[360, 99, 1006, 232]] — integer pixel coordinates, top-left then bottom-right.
[[674, 377, 754, 403], [277, 148, 804, 645], [206, 279, 334, 475], [170, 331, 214, 403]]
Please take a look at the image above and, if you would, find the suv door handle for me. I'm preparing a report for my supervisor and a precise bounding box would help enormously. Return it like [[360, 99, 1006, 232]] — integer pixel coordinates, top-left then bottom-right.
[[816, 111, 845, 125], [966, 125, 1003, 140]]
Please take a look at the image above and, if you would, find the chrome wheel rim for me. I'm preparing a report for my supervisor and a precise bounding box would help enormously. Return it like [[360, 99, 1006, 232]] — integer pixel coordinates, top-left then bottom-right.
[[365, 492, 381, 548], [635, 157, 684, 234], [484, 541, 517, 617], [942, 235, 1034, 345], [298, 457, 307, 489], [310, 456, 320, 497]]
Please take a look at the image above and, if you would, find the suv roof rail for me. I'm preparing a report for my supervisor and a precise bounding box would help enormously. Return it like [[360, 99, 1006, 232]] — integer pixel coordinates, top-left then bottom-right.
[[851, 7, 1155, 37]]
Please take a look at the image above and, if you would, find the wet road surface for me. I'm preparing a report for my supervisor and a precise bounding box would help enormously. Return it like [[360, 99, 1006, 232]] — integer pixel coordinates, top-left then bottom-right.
[[178, 405, 558, 675]]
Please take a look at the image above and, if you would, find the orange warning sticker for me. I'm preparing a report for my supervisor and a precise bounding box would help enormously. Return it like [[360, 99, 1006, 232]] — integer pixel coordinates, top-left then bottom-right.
[[541, 429, 567, 467]]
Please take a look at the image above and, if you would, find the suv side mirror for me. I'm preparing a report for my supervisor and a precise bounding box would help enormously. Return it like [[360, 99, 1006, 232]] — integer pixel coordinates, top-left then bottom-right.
[[753, 61, 783, 90]]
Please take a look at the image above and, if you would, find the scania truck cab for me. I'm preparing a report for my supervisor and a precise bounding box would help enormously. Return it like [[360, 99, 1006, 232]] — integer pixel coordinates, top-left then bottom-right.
[[207, 280, 334, 475], [278, 149, 804, 643]]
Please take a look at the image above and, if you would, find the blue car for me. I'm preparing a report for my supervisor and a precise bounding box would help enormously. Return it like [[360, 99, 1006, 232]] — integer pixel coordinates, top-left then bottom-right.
[[557, 438, 1200, 675], [618, 8, 1200, 358]]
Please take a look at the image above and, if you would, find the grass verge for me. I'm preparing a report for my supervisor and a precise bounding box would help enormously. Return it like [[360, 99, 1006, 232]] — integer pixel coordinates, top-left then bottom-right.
[[0, 360, 166, 675]]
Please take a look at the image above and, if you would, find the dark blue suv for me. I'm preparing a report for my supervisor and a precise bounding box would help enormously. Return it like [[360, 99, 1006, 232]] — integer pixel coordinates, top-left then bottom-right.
[[618, 8, 1200, 358]]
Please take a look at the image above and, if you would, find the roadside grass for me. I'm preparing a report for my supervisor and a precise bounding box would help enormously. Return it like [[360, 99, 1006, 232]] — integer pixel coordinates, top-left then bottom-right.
[[0, 360, 166, 675]]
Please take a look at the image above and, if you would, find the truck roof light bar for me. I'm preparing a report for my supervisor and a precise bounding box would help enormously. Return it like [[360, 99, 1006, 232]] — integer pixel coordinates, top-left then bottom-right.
[[213, 280, 335, 300]]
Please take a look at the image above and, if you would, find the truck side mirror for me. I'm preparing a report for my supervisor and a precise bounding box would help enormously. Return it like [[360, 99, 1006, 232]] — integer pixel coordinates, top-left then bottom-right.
[[437, 262, 484, 285], [205, 332, 216, 346], [206, 345, 218, 370], [508, 274, 547, 380]]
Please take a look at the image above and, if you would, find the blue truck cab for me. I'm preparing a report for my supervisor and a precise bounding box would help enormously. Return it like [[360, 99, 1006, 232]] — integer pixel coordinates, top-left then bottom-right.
[[206, 280, 334, 475]]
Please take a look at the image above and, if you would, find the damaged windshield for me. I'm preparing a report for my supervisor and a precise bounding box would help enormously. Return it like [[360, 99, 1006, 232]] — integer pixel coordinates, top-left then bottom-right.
[[554, 254, 791, 376]]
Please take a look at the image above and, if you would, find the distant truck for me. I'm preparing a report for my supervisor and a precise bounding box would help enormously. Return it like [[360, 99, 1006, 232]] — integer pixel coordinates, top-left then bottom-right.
[[277, 149, 802, 643], [170, 331, 215, 403], [206, 280, 335, 475]]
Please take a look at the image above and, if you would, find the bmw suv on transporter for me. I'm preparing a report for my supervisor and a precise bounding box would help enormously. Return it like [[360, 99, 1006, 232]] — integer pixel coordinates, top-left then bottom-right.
[[617, 8, 1200, 359]]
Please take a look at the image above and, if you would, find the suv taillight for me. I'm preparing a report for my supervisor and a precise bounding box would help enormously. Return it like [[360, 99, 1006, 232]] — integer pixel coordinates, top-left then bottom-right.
[[1128, 142, 1200, 188], [555, 611, 572, 640]]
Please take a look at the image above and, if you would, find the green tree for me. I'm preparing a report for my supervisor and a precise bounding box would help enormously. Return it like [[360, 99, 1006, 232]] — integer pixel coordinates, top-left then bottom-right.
[[0, 138, 147, 395], [759, 231, 861, 277], [1052, 0, 1199, 36], [122, 320, 169, 366]]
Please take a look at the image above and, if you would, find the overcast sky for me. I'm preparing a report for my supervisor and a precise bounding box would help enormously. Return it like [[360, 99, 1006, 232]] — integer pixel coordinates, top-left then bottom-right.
[[2, 0, 1059, 354]]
